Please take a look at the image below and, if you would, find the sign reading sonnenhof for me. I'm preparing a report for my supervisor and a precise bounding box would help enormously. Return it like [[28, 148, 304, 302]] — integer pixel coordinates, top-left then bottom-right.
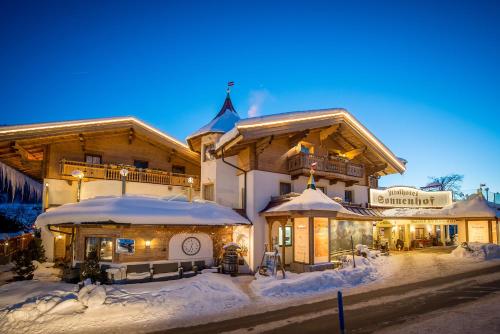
[[369, 186, 453, 208]]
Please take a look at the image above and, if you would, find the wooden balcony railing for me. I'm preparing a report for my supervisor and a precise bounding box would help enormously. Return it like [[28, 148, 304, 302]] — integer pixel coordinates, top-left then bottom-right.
[[287, 152, 364, 178], [60, 160, 200, 189]]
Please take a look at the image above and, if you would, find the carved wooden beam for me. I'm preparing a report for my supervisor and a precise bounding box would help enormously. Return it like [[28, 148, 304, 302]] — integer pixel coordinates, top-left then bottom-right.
[[128, 127, 135, 144], [345, 180, 358, 187], [289, 130, 309, 147], [79, 134, 85, 151], [12, 142, 42, 161], [366, 163, 388, 176], [343, 146, 367, 160], [256, 135, 273, 155], [319, 124, 340, 143]]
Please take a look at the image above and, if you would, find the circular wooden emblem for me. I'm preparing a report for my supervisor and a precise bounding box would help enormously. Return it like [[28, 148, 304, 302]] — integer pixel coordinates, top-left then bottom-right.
[[182, 236, 201, 256]]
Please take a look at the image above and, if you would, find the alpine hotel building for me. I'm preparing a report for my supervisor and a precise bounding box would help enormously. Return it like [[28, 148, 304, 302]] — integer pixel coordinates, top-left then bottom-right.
[[0, 91, 497, 277]]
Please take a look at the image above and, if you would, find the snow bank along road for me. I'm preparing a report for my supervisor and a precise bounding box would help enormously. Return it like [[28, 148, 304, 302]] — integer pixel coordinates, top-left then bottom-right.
[[157, 263, 500, 334]]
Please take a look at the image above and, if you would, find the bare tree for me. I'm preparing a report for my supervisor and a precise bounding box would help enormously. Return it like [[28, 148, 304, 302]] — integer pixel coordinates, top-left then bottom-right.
[[424, 174, 464, 199]]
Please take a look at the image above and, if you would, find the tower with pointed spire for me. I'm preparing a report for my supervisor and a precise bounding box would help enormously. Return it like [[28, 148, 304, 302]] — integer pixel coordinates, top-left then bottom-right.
[[186, 87, 243, 210]]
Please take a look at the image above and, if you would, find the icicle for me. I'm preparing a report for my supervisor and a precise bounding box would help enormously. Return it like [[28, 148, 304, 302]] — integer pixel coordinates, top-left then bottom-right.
[[0, 161, 42, 202]]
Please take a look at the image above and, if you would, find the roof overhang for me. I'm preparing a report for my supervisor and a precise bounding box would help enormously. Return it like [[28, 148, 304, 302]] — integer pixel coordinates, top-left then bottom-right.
[[215, 109, 406, 174], [0, 117, 200, 179]]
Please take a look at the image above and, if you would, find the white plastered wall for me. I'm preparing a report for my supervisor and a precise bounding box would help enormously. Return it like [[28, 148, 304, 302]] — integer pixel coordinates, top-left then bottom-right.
[[80, 180, 192, 200], [292, 176, 346, 199], [345, 184, 369, 206], [247, 170, 291, 270]]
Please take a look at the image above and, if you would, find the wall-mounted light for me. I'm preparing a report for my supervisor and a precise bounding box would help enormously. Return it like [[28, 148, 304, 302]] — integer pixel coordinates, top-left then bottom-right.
[[410, 226, 416, 233], [145, 240, 151, 249], [57, 234, 63, 240]]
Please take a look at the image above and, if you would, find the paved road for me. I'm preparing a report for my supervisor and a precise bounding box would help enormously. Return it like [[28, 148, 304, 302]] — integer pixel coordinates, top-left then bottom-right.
[[155, 263, 500, 334]]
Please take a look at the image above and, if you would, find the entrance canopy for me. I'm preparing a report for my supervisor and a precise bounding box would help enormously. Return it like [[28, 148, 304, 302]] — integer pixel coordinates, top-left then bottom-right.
[[36, 195, 251, 227], [382, 194, 497, 220], [262, 188, 371, 220]]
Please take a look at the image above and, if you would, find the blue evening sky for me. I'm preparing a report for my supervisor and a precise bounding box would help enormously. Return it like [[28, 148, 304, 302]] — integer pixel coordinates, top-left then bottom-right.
[[1, 1, 499, 193]]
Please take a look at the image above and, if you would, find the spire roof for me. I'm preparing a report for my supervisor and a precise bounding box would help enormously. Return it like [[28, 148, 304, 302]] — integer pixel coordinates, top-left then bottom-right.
[[187, 92, 240, 140]]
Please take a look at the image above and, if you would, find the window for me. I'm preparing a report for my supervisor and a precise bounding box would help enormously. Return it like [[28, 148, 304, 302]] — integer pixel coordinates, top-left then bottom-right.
[[415, 228, 426, 240], [344, 190, 353, 203], [85, 154, 101, 165], [172, 165, 186, 174], [203, 183, 214, 201], [134, 160, 149, 169], [299, 142, 314, 155], [203, 143, 215, 162], [85, 237, 113, 261], [278, 226, 292, 246], [317, 186, 326, 194], [279, 182, 292, 195]]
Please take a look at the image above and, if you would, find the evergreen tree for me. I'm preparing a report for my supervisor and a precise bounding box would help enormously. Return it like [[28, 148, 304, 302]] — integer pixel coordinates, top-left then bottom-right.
[[12, 249, 35, 280], [80, 249, 101, 283], [27, 238, 46, 262]]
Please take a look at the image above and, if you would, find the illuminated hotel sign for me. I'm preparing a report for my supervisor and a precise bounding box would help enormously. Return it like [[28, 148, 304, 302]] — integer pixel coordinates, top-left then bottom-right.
[[369, 186, 452, 208]]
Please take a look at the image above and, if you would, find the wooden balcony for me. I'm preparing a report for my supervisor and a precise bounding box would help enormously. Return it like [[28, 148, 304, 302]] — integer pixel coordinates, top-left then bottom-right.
[[287, 152, 364, 185], [60, 160, 200, 189]]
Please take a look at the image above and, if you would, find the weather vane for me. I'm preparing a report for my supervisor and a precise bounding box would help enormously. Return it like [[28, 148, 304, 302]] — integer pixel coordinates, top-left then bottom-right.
[[227, 81, 234, 93]]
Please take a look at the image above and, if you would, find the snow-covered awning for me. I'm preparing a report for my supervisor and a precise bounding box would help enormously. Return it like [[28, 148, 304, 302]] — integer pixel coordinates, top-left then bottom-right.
[[261, 188, 373, 220], [35, 195, 251, 227], [382, 194, 497, 220]]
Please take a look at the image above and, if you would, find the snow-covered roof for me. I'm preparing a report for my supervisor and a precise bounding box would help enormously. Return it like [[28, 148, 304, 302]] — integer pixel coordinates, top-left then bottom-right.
[[35, 195, 251, 227], [214, 108, 406, 174], [187, 93, 240, 140], [263, 188, 363, 218], [382, 194, 497, 219]]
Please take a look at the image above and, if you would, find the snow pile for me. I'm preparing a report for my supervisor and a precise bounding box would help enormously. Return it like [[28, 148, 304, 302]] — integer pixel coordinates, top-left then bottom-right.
[[356, 244, 380, 258], [78, 283, 106, 308], [251, 256, 379, 298], [35, 195, 251, 227], [0, 273, 249, 333], [451, 243, 500, 260], [33, 261, 62, 281]]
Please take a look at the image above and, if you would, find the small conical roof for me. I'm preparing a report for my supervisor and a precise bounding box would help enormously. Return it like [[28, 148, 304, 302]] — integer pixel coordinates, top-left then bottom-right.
[[187, 92, 240, 140], [264, 187, 355, 215]]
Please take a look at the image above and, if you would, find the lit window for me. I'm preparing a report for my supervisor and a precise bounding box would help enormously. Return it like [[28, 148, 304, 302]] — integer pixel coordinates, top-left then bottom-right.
[[85, 237, 113, 262], [279, 226, 292, 246], [415, 228, 426, 240]]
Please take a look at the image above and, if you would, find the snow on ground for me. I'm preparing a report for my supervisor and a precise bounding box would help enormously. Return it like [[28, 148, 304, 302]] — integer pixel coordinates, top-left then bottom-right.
[[375, 292, 500, 334], [251, 255, 380, 299], [451, 242, 500, 260], [1, 246, 500, 333], [0, 273, 249, 334]]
